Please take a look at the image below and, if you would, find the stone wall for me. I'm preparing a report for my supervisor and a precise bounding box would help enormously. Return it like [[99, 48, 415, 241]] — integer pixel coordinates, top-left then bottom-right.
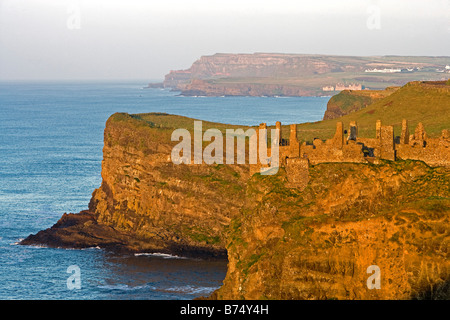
[[396, 121, 450, 167], [299, 121, 366, 165]]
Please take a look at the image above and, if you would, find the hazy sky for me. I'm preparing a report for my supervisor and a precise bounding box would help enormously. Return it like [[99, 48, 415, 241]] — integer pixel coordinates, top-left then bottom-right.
[[0, 0, 449, 81]]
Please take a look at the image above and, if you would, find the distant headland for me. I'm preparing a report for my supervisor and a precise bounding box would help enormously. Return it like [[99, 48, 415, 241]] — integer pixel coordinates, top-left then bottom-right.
[[147, 53, 450, 97]]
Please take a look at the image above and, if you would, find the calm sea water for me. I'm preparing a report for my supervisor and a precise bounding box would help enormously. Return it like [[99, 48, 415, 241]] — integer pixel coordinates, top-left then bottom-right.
[[0, 81, 328, 300]]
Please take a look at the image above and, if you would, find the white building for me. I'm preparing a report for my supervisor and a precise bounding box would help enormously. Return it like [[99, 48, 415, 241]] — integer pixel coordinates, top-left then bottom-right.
[[365, 68, 402, 73]]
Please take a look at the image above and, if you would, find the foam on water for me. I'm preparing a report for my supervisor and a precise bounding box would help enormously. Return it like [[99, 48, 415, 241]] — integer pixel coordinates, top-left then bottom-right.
[[134, 252, 188, 259], [161, 285, 218, 295]]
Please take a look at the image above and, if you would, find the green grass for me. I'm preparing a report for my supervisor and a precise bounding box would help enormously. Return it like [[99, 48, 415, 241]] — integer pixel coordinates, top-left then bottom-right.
[[292, 80, 450, 141], [135, 112, 252, 131]]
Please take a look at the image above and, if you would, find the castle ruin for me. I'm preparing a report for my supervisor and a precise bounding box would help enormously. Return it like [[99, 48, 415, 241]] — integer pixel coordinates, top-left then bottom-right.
[[251, 120, 450, 189]]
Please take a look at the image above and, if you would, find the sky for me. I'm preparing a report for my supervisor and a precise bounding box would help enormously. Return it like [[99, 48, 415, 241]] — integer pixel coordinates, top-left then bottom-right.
[[0, 0, 449, 81]]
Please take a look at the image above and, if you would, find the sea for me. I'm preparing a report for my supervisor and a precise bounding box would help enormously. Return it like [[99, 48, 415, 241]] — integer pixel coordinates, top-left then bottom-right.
[[0, 80, 328, 300]]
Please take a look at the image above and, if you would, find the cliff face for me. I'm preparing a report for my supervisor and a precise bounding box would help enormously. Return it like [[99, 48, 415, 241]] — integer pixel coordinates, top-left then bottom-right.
[[91, 114, 251, 257], [180, 79, 314, 97], [213, 162, 450, 300], [22, 113, 249, 258], [164, 53, 347, 88], [186, 53, 346, 78]]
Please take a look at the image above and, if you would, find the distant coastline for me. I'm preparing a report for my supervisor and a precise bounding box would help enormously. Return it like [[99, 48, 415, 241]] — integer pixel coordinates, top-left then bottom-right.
[[148, 53, 450, 97]]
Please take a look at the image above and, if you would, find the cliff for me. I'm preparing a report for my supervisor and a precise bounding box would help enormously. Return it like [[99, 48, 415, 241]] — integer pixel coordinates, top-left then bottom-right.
[[156, 53, 450, 96], [213, 161, 450, 299], [180, 79, 315, 97], [323, 86, 400, 120], [21, 113, 251, 258], [21, 81, 450, 299]]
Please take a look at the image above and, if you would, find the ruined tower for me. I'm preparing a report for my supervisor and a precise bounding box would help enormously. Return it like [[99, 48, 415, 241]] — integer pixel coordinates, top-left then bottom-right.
[[379, 124, 396, 161], [331, 121, 344, 148], [376, 120, 382, 140], [400, 119, 409, 145], [289, 123, 300, 157], [410, 122, 427, 147]]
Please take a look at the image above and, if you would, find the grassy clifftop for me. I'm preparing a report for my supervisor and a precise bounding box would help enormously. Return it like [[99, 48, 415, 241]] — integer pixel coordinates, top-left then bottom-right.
[[293, 80, 450, 143]]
